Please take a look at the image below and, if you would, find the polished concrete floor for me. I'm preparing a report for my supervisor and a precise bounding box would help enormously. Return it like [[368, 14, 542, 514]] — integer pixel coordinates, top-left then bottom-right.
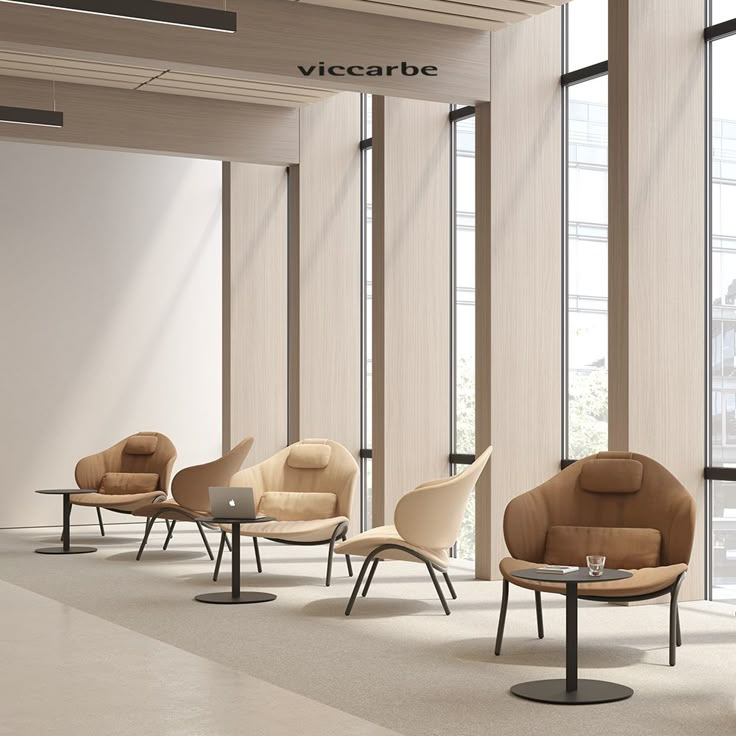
[[1, 522, 736, 736]]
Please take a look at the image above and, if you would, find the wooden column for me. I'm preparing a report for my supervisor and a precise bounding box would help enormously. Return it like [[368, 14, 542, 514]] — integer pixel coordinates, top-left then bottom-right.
[[291, 92, 362, 465], [608, 0, 705, 600], [224, 162, 289, 463], [475, 9, 562, 579], [372, 95, 451, 525]]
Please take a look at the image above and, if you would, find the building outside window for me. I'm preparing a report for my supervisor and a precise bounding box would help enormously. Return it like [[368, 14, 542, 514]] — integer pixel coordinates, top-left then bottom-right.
[[563, 0, 609, 460], [708, 5, 736, 601], [451, 109, 476, 560]]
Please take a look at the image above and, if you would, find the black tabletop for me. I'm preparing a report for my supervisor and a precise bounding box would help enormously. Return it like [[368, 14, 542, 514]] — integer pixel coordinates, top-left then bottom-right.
[[35, 489, 96, 495], [512, 567, 633, 584], [198, 515, 275, 524]]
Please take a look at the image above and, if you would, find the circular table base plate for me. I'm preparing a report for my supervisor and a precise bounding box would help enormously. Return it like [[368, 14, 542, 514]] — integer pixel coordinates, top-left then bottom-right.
[[195, 591, 277, 605], [511, 679, 633, 705], [35, 547, 97, 555]]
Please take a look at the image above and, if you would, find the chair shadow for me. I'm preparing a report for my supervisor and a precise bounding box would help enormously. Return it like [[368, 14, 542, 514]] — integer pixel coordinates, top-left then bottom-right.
[[447, 637, 645, 669], [35, 535, 143, 545], [302, 596, 432, 619], [106, 550, 208, 562], [178, 571, 321, 588]]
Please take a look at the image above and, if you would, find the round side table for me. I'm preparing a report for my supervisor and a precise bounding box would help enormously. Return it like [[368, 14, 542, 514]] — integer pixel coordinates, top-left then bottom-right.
[[510, 567, 634, 705], [35, 489, 97, 555], [194, 516, 276, 604]]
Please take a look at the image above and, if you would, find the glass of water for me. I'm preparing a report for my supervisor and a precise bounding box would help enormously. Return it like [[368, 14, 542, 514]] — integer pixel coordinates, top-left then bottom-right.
[[586, 555, 606, 576]]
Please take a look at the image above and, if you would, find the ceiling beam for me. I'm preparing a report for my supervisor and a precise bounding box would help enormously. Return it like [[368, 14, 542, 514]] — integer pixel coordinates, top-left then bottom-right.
[[0, 0, 491, 103], [0, 73, 299, 163]]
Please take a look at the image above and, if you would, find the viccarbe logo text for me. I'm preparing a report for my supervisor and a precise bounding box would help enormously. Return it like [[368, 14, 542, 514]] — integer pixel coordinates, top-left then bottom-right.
[[298, 61, 438, 77]]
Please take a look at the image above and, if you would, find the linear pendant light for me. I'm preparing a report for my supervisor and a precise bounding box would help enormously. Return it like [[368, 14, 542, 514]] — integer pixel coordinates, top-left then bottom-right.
[[0, 0, 237, 33], [0, 105, 63, 127]]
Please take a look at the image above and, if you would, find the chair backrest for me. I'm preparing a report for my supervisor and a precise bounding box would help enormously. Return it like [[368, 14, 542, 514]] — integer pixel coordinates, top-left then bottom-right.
[[229, 439, 359, 519], [171, 436, 254, 513], [504, 451, 696, 566], [394, 446, 493, 550], [75, 432, 177, 492]]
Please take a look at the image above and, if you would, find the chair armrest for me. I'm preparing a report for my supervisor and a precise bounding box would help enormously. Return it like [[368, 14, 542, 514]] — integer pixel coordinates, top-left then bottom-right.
[[503, 488, 550, 564], [74, 453, 106, 490]]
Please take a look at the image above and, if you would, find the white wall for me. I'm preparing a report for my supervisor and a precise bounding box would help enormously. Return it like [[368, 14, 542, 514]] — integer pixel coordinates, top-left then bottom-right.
[[0, 141, 222, 528]]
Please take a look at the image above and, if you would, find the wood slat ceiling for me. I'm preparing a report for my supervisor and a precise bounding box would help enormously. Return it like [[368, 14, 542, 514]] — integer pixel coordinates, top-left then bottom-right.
[[0, 50, 335, 108], [288, 0, 566, 31]]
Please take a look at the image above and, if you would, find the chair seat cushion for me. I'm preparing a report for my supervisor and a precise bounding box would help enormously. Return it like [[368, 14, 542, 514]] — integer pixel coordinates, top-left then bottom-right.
[[258, 491, 338, 521], [70, 491, 165, 511], [100, 472, 160, 495], [132, 500, 208, 520], [544, 525, 661, 569], [219, 516, 349, 543], [335, 525, 449, 569], [500, 556, 687, 598]]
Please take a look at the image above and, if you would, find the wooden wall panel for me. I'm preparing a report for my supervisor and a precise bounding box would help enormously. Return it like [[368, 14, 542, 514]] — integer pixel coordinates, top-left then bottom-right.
[[225, 162, 289, 464], [0, 75, 298, 164], [475, 9, 561, 579], [294, 93, 362, 485], [0, 0, 491, 103], [609, 0, 705, 600], [372, 95, 451, 524]]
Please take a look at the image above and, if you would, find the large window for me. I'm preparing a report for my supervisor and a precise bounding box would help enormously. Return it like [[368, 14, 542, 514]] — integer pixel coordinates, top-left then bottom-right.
[[451, 107, 476, 561], [563, 0, 609, 460], [361, 94, 373, 531], [707, 6, 736, 601]]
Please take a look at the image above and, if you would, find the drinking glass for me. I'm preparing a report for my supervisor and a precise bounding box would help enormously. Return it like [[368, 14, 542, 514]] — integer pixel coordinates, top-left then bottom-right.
[[586, 555, 605, 576]]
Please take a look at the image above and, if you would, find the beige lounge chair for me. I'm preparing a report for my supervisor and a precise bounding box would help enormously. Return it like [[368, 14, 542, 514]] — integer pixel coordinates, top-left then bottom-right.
[[70, 432, 176, 536], [336, 446, 493, 616], [212, 438, 359, 586], [495, 451, 696, 666], [132, 436, 254, 560]]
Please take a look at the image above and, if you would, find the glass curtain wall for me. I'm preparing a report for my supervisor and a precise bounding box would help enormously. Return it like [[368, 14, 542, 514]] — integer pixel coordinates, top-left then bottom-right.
[[708, 5, 736, 601], [563, 0, 609, 460], [361, 94, 373, 531], [451, 109, 476, 561]]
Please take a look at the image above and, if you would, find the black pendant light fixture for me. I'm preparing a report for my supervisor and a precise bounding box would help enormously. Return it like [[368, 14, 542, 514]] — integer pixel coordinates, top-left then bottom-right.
[[0, 105, 63, 127], [0, 0, 237, 33]]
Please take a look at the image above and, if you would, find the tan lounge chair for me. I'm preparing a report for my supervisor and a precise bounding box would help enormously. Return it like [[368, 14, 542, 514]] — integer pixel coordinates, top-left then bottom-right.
[[212, 439, 359, 586], [495, 451, 696, 666], [336, 446, 493, 616], [132, 436, 254, 560], [70, 432, 176, 536]]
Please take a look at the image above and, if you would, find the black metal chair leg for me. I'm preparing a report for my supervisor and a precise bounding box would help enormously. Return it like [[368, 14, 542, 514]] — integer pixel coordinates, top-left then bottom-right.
[[495, 579, 510, 655], [253, 537, 262, 573], [426, 563, 451, 615], [162, 520, 176, 550], [96, 508, 105, 537], [213, 532, 226, 582], [136, 518, 155, 561], [345, 554, 353, 577], [442, 571, 458, 600], [535, 590, 544, 639], [345, 553, 379, 616], [361, 559, 379, 597], [326, 537, 336, 587], [676, 608, 682, 647], [196, 521, 214, 560], [669, 574, 685, 666], [224, 533, 232, 552]]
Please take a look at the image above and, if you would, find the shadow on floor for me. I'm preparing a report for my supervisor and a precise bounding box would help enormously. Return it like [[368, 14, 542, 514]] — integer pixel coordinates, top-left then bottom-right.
[[302, 596, 433, 619]]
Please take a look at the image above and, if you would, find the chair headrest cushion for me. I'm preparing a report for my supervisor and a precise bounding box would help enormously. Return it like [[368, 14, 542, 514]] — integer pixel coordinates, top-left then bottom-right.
[[579, 458, 643, 493], [124, 435, 159, 456], [287, 443, 331, 469]]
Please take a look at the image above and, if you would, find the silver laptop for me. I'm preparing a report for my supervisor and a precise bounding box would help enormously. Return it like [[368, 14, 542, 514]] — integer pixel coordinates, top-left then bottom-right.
[[208, 487, 256, 520]]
